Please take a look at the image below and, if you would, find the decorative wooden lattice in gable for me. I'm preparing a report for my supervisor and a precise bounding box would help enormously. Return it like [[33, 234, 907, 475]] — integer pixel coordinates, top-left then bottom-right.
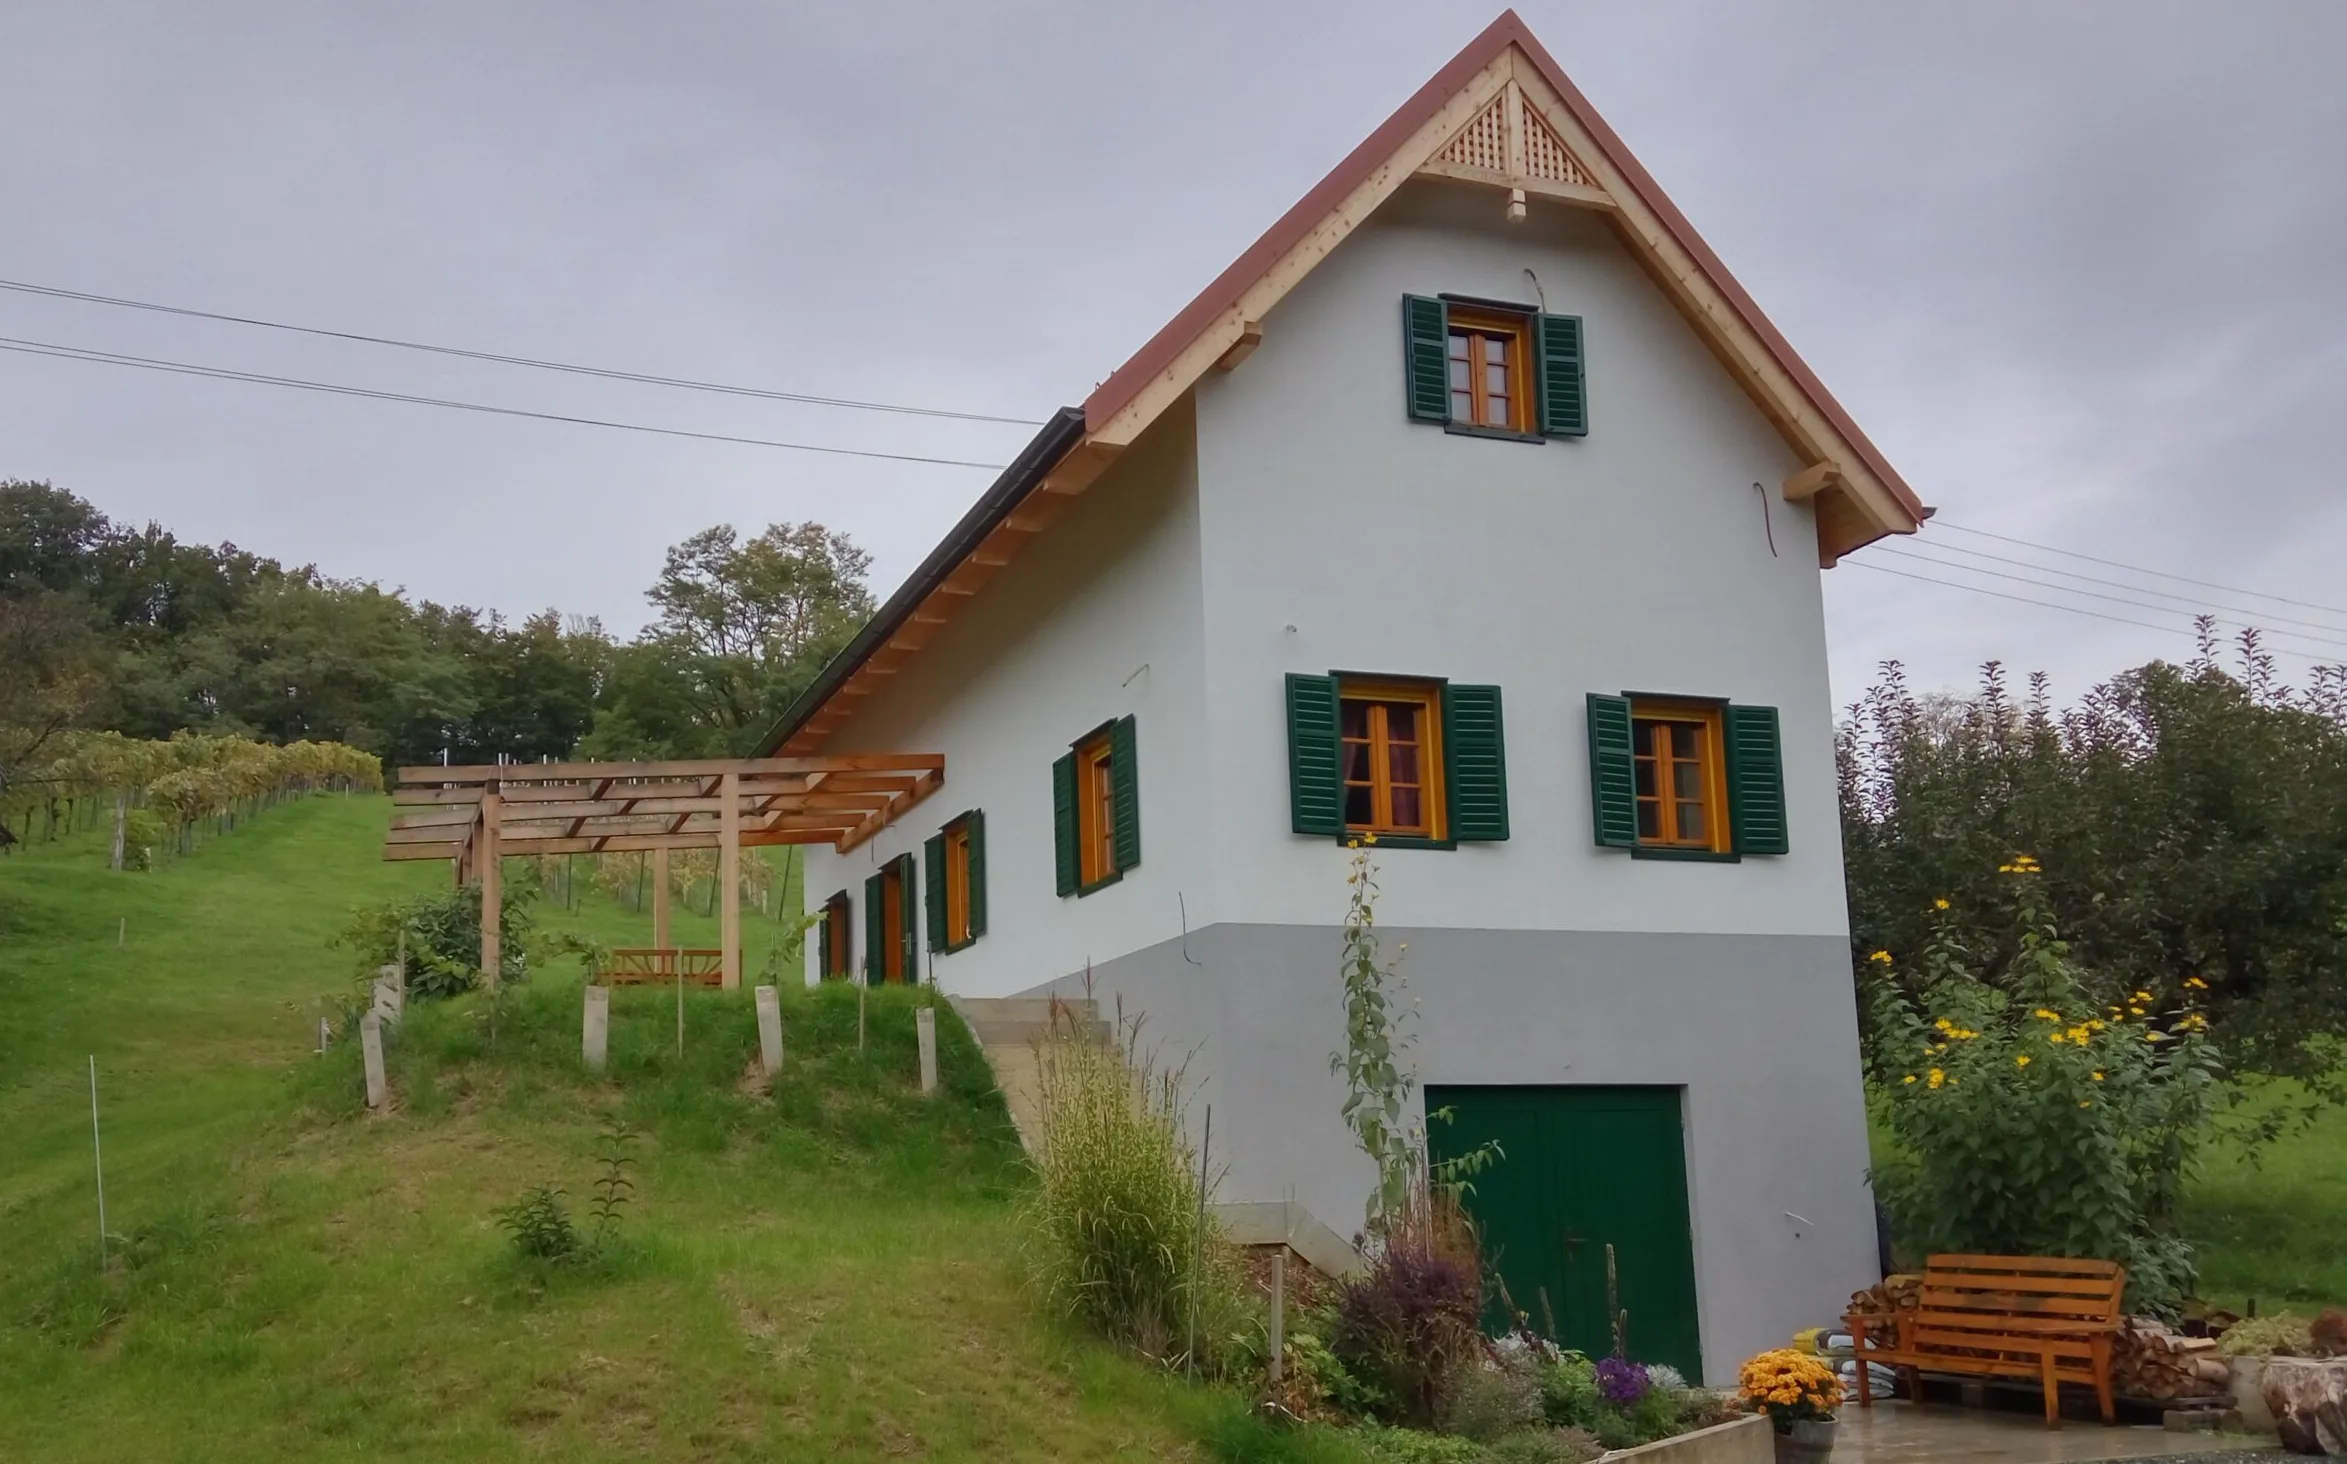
[[1421, 81, 1608, 215]]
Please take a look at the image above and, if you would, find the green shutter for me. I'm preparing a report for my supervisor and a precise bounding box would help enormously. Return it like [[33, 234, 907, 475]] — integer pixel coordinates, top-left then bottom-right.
[[818, 896, 833, 976], [1586, 693, 1637, 848], [965, 810, 987, 938], [923, 834, 947, 952], [1286, 673, 1343, 836], [1110, 715, 1141, 873], [1535, 313, 1587, 437], [863, 872, 884, 981], [1725, 704, 1789, 856], [1051, 752, 1077, 896], [895, 852, 920, 980], [1443, 684, 1509, 842], [1403, 294, 1450, 422]]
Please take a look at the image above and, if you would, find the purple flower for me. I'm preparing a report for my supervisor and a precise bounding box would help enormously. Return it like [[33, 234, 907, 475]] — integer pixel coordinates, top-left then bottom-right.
[[1596, 1357, 1651, 1407]]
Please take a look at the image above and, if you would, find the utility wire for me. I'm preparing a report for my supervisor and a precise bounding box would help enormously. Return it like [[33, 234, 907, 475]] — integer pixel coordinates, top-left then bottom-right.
[[1872, 545, 2347, 653], [0, 276, 1045, 427], [1909, 538, 2347, 637], [1931, 518, 2347, 619], [0, 337, 1014, 471], [1845, 561, 2347, 664]]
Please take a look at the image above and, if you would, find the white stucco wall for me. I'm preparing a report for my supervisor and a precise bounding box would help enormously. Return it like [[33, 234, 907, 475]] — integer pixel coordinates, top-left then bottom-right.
[[797, 403, 1215, 996], [1191, 182, 1850, 940]]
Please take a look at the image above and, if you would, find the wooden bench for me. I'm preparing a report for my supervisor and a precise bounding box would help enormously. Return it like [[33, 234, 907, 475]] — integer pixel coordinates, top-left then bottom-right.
[[598, 948, 725, 988], [1846, 1254, 2125, 1428]]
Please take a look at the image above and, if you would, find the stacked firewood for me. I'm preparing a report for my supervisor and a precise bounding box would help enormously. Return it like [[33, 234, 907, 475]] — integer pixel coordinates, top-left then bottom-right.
[[2114, 1318, 2233, 1400], [1846, 1274, 1922, 1321]]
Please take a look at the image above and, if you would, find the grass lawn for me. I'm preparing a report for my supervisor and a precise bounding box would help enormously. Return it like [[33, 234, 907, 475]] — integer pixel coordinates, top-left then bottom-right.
[[2180, 1086, 2347, 1313], [0, 795, 1345, 1462]]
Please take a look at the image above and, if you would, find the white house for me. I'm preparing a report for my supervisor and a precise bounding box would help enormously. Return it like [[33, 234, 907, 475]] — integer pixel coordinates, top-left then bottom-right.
[[775, 11, 1926, 1383]]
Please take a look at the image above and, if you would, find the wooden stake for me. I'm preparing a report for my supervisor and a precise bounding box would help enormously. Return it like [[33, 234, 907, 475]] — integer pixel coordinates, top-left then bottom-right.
[[478, 791, 503, 994], [916, 1006, 937, 1095], [116, 918, 124, 947], [720, 771, 741, 989], [1268, 1249, 1287, 1386], [675, 968, 684, 1060], [651, 846, 672, 950], [858, 976, 866, 1052], [88, 1056, 107, 1262]]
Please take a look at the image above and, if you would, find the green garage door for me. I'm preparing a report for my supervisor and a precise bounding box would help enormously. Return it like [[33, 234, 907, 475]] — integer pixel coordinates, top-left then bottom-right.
[[1427, 1085, 1702, 1381]]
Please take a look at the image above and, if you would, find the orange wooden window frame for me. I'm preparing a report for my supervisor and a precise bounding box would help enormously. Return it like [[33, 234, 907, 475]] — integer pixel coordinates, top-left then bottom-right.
[[1077, 733, 1117, 886], [1339, 679, 1446, 839], [943, 820, 972, 947], [1446, 308, 1530, 432], [1630, 700, 1729, 852]]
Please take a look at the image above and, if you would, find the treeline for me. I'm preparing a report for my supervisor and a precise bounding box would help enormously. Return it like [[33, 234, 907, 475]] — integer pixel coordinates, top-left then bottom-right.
[[0, 479, 876, 839], [1839, 629, 2347, 1100]]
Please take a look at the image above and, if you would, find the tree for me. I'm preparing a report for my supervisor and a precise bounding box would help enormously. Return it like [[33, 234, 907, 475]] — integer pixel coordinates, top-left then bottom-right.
[[0, 594, 103, 843], [1840, 628, 2347, 1106], [607, 521, 876, 753]]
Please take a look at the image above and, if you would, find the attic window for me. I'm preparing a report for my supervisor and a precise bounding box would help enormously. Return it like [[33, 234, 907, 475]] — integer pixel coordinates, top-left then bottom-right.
[[1404, 295, 1587, 438], [1446, 309, 1529, 432]]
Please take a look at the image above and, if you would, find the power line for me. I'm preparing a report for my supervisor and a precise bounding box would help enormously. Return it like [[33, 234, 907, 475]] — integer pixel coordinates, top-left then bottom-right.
[[1910, 538, 2347, 637], [0, 336, 1014, 471], [1872, 545, 2347, 653], [0, 276, 1046, 427], [1932, 517, 2347, 619], [1844, 561, 2347, 665]]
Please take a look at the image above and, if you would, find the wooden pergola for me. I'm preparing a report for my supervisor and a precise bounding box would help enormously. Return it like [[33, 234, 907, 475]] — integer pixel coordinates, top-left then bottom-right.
[[381, 754, 944, 990]]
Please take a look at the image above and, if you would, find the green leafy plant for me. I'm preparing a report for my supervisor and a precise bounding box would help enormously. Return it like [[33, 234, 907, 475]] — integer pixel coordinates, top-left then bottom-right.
[[336, 883, 535, 1000], [585, 1122, 637, 1251], [2217, 1312, 2314, 1357], [493, 1185, 579, 1262], [1865, 858, 2223, 1312]]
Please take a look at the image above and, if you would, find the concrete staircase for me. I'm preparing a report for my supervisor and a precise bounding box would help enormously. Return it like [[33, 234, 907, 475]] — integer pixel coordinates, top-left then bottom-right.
[[950, 995, 1097, 1153]]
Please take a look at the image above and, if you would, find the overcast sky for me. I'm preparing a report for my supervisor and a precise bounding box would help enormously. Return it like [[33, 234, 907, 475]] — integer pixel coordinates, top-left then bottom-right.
[[3, 1, 2342, 708]]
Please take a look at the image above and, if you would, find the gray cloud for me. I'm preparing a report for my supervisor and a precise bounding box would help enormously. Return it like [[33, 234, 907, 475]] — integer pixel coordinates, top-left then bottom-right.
[[3, 0, 2341, 707]]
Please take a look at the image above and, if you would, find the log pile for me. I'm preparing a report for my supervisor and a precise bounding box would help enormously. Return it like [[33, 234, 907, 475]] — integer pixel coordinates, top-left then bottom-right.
[[2114, 1318, 2233, 1401], [1846, 1274, 1922, 1321]]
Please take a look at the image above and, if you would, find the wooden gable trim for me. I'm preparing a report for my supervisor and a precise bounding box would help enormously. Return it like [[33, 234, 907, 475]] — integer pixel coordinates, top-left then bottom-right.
[[1080, 10, 1925, 563]]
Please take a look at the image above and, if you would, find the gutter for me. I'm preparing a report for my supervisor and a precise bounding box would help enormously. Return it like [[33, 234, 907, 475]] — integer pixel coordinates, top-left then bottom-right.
[[755, 405, 1090, 756]]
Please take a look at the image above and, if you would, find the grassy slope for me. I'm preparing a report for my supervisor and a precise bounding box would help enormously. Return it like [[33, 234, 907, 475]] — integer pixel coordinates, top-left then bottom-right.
[[0, 796, 1302, 1462]]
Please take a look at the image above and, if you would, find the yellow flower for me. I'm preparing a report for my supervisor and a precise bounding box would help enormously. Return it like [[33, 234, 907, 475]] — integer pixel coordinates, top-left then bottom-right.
[[2079, 1100, 2093, 1108], [1361, 832, 1379, 845], [2128, 1007, 2146, 1017], [2015, 1055, 2031, 1068], [1928, 1068, 1946, 1089], [1903, 1074, 1917, 1084], [2184, 976, 2208, 990], [2092, 1071, 2104, 1081], [2046, 1032, 2067, 1045], [1869, 950, 1893, 965], [2067, 1027, 2092, 1044], [2033, 1008, 2062, 1021], [2133, 991, 2153, 1002], [2145, 1030, 2169, 1042], [1933, 897, 1951, 911]]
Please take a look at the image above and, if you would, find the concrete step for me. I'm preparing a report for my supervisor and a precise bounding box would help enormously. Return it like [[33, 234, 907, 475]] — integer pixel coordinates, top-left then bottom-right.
[[950, 996, 1100, 1154]]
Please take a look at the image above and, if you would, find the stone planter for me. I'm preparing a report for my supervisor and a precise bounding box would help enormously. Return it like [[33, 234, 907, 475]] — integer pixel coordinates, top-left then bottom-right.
[[1772, 1417, 1836, 1464]]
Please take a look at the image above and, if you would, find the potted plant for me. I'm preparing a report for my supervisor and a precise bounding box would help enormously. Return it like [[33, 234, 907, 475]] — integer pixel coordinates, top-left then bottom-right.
[[1739, 1349, 1844, 1463]]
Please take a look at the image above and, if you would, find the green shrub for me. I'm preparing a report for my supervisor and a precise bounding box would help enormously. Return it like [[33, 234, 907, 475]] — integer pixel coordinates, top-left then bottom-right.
[[1437, 1357, 1545, 1441], [335, 883, 535, 999], [1486, 1429, 1600, 1464], [1865, 859, 2222, 1314], [1347, 1424, 1489, 1463], [1020, 1010, 1237, 1366], [2218, 1312, 2315, 1357]]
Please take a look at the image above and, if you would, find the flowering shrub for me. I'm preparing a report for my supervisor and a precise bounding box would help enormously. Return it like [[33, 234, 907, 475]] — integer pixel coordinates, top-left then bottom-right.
[[1593, 1357, 1649, 1407], [1864, 858, 2222, 1313], [1737, 1349, 1841, 1428], [1332, 1237, 1484, 1428]]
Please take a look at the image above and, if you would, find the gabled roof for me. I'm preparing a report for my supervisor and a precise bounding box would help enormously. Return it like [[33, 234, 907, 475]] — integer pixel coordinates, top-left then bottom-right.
[[762, 10, 1924, 757]]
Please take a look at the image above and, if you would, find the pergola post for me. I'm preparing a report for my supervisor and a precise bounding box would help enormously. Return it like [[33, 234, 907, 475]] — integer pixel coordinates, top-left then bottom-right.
[[651, 846, 672, 950], [720, 771, 741, 989], [479, 789, 503, 993]]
